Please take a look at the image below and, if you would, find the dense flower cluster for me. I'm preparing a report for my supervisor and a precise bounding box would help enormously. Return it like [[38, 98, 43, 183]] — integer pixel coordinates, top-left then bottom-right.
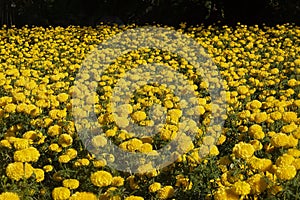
[[0, 22, 299, 199]]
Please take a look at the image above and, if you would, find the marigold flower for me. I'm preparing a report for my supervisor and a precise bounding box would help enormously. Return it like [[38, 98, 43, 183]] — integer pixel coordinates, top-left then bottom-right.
[[282, 112, 298, 123], [58, 134, 73, 147], [47, 125, 62, 137], [33, 168, 45, 182], [237, 85, 248, 95], [43, 165, 54, 172], [14, 147, 40, 162], [65, 148, 77, 159], [125, 196, 144, 200], [247, 174, 268, 194], [4, 103, 17, 113], [131, 111, 147, 122], [52, 187, 71, 200], [58, 155, 71, 164], [214, 187, 239, 200], [0, 139, 12, 148], [149, 182, 161, 192], [233, 142, 255, 159], [63, 179, 80, 189], [249, 157, 272, 172], [69, 192, 97, 200], [90, 170, 113, 187], [57, 93, 69, 103], [275, 165, 297, 180], [232, 181, 251, 196], [281, 123, 297, 133], [254, 112, 268, 123], [6, 162, 34, 181], [157, 186, 174, 200], [271, 133, 289, 147], [276, 154, 295, 167], [0, 192, 20, 200], [101, 170, 120, 184], [49, 143, 62, 152], [93, 158, 107, 168], [175, 175, 193, 190]]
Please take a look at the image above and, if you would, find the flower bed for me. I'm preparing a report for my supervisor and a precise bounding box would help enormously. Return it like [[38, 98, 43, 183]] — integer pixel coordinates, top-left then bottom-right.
[[0, 23, 299, 199]]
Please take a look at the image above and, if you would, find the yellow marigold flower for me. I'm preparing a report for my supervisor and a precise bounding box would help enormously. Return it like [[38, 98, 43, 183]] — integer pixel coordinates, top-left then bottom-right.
[[25, 104, 41, 117], [58, 155, 71, 164], [159, 128, 176, 141], [275, 165, 297, 180], [249, 140, 263, 150], [12, 138, 30, 150], [249, 100, 262, 109], [282, 112, 298, 123], [167, 109, 182, 124], [237, 85, 248, 95], [238, 110, 251, 119], [149, 182, 161, 192], [14, 147, 40, 162], [131, 111, 147, 122], [65, 148, 77, 159], [276, 154, 295, 167], [233, 142, 255, 160], [58, 134, 73, 147], [69, 192, 97, 200], [164, 99, 174, 109], [90, 170, 113, 187], [209, 145, 219, 156], [52, 187, 71, 200], [49, 143, 62, 152], [248, 124, 265, 140], [92, 135, 107, 147], [214, 187, 239, 200], [0, 192, 20, 200], [249, 157, 272, 172], [43, 165, 54, 172], [292, 158, 300, 170], [0, 139, 12, 148], [112, 176, 125, 187], [93, 158, 107, 168], [271, 133, 289, 147], [4, 103, 17, 113], [120, 138, 143, 152], [232, 181, 251, 196], [74, 158, 90, 167], [33, 168, 45, 182], [57, 93, 69, 103], [105, 129, 117, 137], [270, 111, 282, 120], [157, 186, 174, 200], [175, 175, 193, 191], [6, 162, 33, 181], [247, 174, 268, 194], [281, 123, 297, 133], [43, 117, 53, 127], [139, 143, 153, 153], [125, 196, 144, 200], [293, 127, 300, 139], [217, 134, 226, 145], [48, 125, 62, 137], [127, 175, 140, 190], [63, 179, 80, 189], [23, 130, 45, 144], [287, 148, 300, 157], [254, 112, 268, 123]]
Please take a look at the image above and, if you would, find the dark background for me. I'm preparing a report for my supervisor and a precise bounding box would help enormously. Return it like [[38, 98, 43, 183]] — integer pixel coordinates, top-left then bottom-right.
[[0, 0, 300, 27]]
